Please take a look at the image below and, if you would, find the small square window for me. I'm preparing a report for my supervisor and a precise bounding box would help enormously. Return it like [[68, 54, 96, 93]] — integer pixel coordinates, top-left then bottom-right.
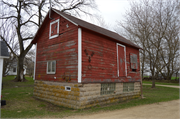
[[123, 83, 134, 92], [47, 60, 56, 74], [101, 83, 115, 95], [49, 19, 59, 39]]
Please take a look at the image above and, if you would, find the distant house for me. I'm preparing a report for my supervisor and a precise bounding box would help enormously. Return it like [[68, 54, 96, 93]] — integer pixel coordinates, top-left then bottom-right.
[[32, 9, 142, 109], [7, 63, 26, 75]]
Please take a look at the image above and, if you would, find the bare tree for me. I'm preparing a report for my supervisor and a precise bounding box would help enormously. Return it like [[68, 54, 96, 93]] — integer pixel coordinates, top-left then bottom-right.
[[0, 0, 97, 82], [117, 0, 180, 88], [24, 49, 35, 78]]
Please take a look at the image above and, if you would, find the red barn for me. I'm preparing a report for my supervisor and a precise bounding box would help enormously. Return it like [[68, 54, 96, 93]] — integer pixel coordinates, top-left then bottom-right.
[[32, 9, 142, 109]]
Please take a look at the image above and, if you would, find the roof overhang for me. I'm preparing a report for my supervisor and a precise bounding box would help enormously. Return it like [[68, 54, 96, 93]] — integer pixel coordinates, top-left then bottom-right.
[[0, 56, 9, 59]]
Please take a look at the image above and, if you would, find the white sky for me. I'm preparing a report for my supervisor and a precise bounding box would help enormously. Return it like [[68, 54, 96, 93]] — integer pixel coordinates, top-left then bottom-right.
[[81, 0, 132, 30], [96, 0, 130, 26]]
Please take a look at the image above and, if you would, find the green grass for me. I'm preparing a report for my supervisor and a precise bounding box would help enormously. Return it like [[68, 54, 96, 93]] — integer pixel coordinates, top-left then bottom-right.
[[171, 77, 179, 80], [143, 81, 180, 86], [1, 76, 179, 118], [143, 76, 179, 80]]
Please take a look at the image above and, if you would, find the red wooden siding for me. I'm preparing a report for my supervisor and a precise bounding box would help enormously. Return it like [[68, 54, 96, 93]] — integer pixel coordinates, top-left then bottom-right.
[[81, 29, 141, 83], [35, 11, 141, 83], [117, 44, 126, 77], [35, 11, 78, 82]]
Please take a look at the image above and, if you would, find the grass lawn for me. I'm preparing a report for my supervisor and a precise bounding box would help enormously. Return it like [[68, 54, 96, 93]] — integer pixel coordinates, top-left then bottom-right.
[[143, 76, 179, 80], [143, 81, 180, 86], [1, 76, 179, 118], [171, 77, 179, 80]]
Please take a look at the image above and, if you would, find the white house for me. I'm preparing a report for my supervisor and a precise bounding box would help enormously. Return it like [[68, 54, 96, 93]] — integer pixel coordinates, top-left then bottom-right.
[[7, 63, 26, 75]]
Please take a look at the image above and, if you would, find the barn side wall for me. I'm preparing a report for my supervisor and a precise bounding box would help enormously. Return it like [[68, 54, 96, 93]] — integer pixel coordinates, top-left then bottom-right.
[[81, 29, 141, 83], [34, 80, 141, 109], [35, 11, 78, 82]]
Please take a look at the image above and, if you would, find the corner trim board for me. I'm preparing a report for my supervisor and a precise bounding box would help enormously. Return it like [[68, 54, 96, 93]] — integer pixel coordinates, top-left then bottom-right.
[[33, 43, 37, 80], [78, 28, 82, 83]]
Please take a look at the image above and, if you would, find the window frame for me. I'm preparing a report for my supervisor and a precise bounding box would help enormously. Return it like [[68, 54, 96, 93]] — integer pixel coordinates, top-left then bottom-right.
[[100, 83, 116, 95], [49, 19, 59, 39], [123, 83, 134, 92], [13, 67, 16, 73], [46, 60, 56, 74], [130, 53, 138, 71], [65, 86, 71, 91]]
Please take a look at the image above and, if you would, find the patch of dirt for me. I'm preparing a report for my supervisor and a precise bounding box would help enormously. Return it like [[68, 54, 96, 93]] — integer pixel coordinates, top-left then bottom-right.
[[34, 98, 71, 112], [63, 99, 180, 119]]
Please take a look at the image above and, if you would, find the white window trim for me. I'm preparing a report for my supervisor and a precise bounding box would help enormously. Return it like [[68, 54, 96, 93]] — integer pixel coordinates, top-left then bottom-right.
[[117, 43, 127, 77], [46, 60, 56, 74], [49, 19, 59, 39]]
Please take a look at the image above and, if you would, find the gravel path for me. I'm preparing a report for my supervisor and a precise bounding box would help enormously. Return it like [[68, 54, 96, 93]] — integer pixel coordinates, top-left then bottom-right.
[[143, 83, 180, 88]]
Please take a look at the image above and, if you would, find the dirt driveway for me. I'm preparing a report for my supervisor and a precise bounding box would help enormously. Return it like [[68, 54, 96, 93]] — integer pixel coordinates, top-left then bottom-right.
[[64, 99, 180, 119]]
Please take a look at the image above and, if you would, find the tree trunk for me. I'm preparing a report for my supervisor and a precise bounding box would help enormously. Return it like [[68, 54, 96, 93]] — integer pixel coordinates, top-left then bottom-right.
[[14, 57, 26, 82], [151, 76, 156, 88]]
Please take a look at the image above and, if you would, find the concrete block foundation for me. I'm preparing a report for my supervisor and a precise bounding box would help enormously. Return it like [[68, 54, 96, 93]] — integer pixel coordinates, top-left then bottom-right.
[[33, 80, 141, 109]]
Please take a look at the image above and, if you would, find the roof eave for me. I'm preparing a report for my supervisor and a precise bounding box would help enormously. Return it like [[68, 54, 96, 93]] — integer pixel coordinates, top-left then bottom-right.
[[78, 26, 142, 49], [31, 11, 50, 44]]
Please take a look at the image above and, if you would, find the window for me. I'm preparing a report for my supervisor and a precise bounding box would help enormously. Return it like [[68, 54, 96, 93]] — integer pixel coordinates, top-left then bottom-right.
[[65, 86, 71, 91], [123, 83, 134, 92], [13, 68, 16, 72], [130, 53, 138, 71], [47, 60, 56, 74], [101, 83, 115, 95], [49, 19, 59, 39]]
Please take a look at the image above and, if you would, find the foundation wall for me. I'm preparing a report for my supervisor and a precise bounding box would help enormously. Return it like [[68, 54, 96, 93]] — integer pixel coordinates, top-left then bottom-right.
[[33, 80, 141, 109]]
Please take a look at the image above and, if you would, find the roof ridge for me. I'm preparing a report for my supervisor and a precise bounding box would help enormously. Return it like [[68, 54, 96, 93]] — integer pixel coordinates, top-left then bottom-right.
[[32, 8, 141, 49], [53, 8, 120, 35], [52, 8, 141, 49]]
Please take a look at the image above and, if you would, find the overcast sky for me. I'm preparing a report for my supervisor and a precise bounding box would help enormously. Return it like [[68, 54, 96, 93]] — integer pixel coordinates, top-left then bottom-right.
[[81, 0, 132, 30], [96, 0, 130, 26]]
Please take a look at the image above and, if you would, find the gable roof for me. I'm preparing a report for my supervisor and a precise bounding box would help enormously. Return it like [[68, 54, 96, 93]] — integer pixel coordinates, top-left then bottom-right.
[[0, 41, 9, 58], [32, 9, 141, 49]]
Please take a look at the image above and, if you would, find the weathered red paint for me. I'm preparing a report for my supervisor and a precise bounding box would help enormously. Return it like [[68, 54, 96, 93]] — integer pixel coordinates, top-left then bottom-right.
[[35, 11, 78, 82], [34, 11, 141, 83], [81, 29, 140, 83]]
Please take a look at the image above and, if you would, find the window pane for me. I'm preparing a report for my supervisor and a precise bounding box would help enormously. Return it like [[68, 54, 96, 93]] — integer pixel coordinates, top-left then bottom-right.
[[101, 83, 115, 95], [123, 83, 134, 92], [48, 62, 51, 72], [13, 68, 16, 72], [52, 61, 56, 72], [130, 53, 138, 69]]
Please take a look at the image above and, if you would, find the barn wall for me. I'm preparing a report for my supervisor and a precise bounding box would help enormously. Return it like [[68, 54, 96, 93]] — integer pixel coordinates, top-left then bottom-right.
[[81, 29, 141, 83], [34, 80, 141, 109], [35, 11, 78, 82]]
